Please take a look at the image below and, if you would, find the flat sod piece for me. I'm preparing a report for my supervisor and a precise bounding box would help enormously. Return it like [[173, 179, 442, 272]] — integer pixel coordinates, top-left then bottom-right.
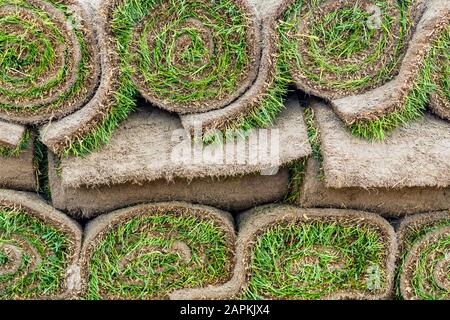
[[48, 96, 311, 218], [310, 99, 450, 189], [0, 0, 99, 124], [397, 211, 450, 300], [172, 206, 397, 300], [0, 189, 82, 299], [81, 202, 236, 300], [276, 0, 450, 139], [297, 158, 450, 216]]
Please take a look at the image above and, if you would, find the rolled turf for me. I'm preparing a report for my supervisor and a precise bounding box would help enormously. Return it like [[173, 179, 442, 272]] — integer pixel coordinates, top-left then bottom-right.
[[81, 202, 236, 300], [172, 206, 397, 300], [0, 189, 82, 299], [0, 0, 100, 124], [276, 0, 450, 139], [397, 211, 449, 300]]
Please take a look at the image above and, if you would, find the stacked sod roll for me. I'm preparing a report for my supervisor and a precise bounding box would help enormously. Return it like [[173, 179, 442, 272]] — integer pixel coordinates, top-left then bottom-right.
[[238, 206, 397, 300], [278, 0, 415, 99], [276, 0, 421, 139], [0, 190, 82, 299], [275, 0, 450, 139], [0, 0, 99, 123], [397, 211, 450, 300], [81, 202, 236, 299]]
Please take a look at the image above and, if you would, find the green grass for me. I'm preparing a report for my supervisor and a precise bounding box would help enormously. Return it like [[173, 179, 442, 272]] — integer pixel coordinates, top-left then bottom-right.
[[0, 0, 92, 113], [0, 129, 30, 158], [60, 85, 136, 157], [285, 159, 307, 204], [303, 107, 322, 163], [0, 206, 73, 299], [131, 0, 251, 105], [396, 217, 450, 300], [242, 220, 387, 299], [86, 212, 234, 299], [351, 26, 449, 139], [430, 26, 449, 107]]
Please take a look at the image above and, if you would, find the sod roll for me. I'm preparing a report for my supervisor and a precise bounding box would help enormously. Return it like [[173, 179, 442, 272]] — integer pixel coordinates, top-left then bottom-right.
[[48, 151, 291, 218], [397, 211, 449, 300], [0, 0, 100, 124], [104, 0, 259, 114], [172, 206, 397, 300], [0, 189, 82, 299], [276, 0, 450, 139], [40, 0, 284, 155], [81, 202, 236, 300]]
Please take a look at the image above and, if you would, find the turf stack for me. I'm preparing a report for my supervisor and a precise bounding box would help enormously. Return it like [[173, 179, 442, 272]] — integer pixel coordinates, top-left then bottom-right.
[[172, 205, 397, 300], [0, 189, 82, 299], [48, 95, 311, 218], [295, 100, 450, 216], [0, 0, 100, 152], [397, 211, 449, 300], [276, 0, 450, 139], [81, 202, 236, 300]]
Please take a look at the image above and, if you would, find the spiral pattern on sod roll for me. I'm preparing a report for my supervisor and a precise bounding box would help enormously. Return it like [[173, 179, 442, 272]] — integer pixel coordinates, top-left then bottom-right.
[[278, 0, 415, 98], [107, 0, 258, 114], [85, 210, 234, 299], [0, 0, 98, 122], [399, 217, 450, 300], [0, 205, 75, 299], [243, 221, 389, 300]]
